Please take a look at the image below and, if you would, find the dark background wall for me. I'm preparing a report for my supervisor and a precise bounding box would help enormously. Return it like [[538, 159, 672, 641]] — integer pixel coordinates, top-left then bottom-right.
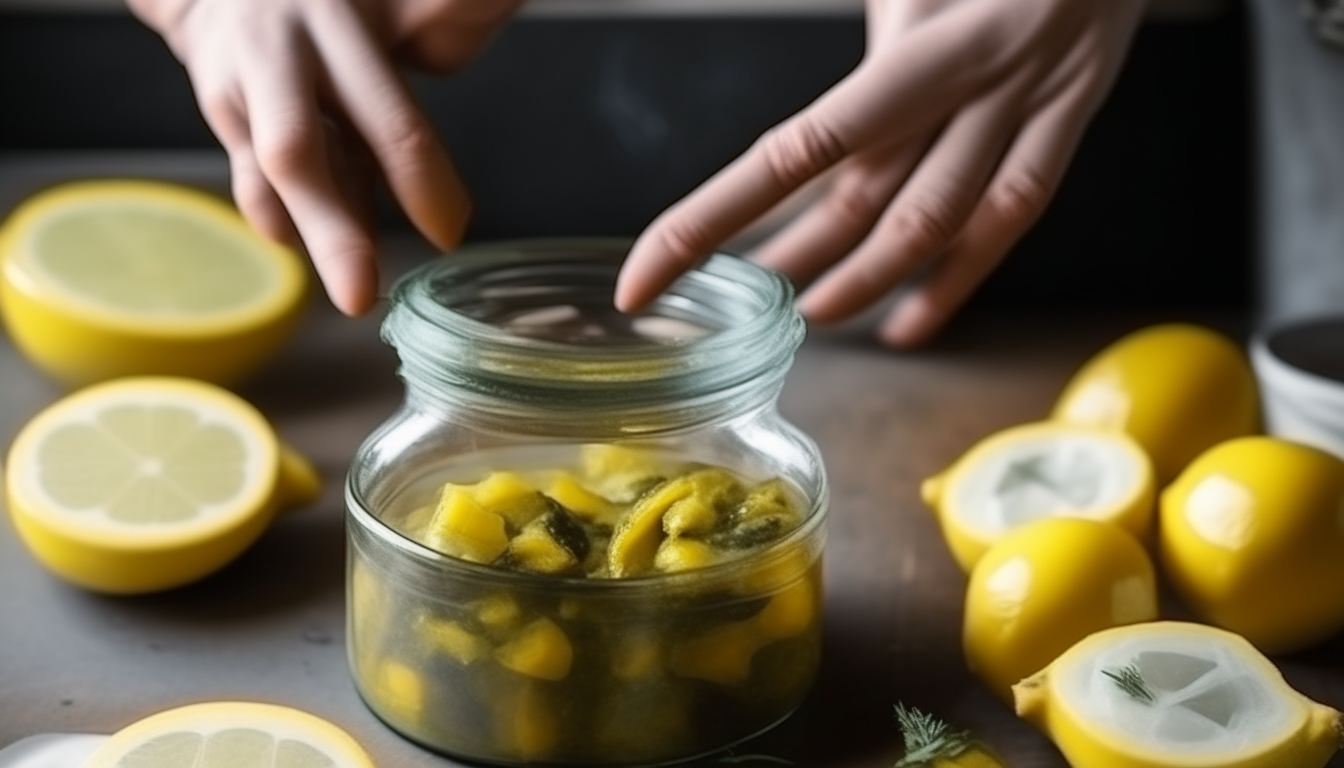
[[0, 7, 1253, 312]]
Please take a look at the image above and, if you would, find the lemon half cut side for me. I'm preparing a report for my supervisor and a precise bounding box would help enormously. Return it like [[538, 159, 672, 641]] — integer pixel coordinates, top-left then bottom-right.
[[922, 421, 1155, 572], [0, 179, 308, 385], [1015, 622, 1344, 768], [4, 377, 320, 593], [83, 701, 376, 768]]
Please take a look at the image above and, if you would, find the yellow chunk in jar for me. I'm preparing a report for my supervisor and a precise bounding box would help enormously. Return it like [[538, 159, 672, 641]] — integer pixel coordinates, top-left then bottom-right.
[[608, 476, 692, 577], [496, 618, 574, 681], [425, 486, 509, 564], [369, 660, 425, 725], [419, 617, 491, 665], [472, 592, 522, 632], [654, 537, 717, 573], [579, 444, 666, 502], [508, 509, 590, 576], [669, 622, 759, 686], [545, 472, 621, 525], [492, 681, 560, 761], [472, 471, 551, 530], [611, 634, 663, 681], [754, 578, 815, 641]]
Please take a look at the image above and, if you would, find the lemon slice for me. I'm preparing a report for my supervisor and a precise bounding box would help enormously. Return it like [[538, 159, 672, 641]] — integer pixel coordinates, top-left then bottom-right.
[[1052, 323, 1260, 483], [1014, 622, 1344, 768], [922, 421, 1155, 572], [0, 179, 307, 385], [83, 702, 375, 768], [963, 517, 1158, 704], [1160, 436, 1344, 654], [4, 376, 320, 593]]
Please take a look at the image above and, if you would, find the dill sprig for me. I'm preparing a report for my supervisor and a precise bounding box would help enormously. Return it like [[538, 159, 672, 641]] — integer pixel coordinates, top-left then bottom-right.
[[1102, 662, 1156, 705], [893, 702, 972, 767]]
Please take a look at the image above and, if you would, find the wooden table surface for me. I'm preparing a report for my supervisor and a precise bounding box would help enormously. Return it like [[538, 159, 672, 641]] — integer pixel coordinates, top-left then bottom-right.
[[2, 241, 1342, 768]]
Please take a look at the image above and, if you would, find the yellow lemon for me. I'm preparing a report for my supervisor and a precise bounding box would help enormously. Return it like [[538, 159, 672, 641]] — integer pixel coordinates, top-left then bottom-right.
[[0, 179, 308, 386], [83, 701, 375, 768], [4, 376, 320, 593], [1014, 622, 1344, 768], [1052, 324, 1259, 483], [964, 517, 1158, 704], [1160, 436, 1344, 654], [922, 421, 1155, 573]]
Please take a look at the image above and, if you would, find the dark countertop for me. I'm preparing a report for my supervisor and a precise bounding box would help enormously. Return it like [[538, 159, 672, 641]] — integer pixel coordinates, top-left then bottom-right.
[[2, 239, 1341, 768]]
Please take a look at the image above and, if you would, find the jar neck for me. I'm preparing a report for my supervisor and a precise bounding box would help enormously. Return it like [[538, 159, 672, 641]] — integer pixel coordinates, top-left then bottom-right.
[[381, 240, 805, 438]]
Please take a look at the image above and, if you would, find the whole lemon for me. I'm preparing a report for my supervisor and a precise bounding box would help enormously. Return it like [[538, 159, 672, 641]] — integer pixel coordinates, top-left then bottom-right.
[[963, 517, 1158, 704], [1052, 324, 1259, 482], [1160, 436, 1344, 654]]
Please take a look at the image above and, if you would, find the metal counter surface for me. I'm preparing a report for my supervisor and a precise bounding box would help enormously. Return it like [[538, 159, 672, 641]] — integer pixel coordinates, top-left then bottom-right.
[[1, 243, 1341, 767]]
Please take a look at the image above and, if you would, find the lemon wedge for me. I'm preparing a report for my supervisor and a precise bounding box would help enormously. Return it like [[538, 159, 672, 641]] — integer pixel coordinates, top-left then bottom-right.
[[1160, 436, 1344, 654], [0, 179, 308, 386], [83, 701, 375, 768], [1014, 622, 1344, 768], [4, 376, 320, 593], [963, 517, 1158, 704], [1052, 323, 1259, 483], [922, 421, 1155, 572]]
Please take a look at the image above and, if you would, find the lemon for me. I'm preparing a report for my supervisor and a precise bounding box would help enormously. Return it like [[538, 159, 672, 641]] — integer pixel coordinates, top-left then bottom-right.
[[0, 179, 308, 386], [1014, 622, 1344, 768], [922, 421, 1155, 573], [83, 701, 375, 768], [963, 517, 1158, 704], [1052, 324, 1259, 483], [4, 376, 320, 593], [1160, 436, 1344, 654]]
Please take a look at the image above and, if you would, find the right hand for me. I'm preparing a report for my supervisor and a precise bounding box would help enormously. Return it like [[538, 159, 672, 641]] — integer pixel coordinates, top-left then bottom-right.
[[127, 0, 524, 315]]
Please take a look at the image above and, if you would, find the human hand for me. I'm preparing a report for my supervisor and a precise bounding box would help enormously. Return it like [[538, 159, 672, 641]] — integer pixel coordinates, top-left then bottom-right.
[[127, 0, 524, 315], [615, 0, 1148, 347]]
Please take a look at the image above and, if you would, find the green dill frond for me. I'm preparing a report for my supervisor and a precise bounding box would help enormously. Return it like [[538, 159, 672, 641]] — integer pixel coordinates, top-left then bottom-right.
[[1102, 662, 1156, 705], [893, 702, 972, 767]]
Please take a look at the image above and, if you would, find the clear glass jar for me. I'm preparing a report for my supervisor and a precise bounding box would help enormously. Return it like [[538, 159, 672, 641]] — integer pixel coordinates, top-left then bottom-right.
[[345, 240, 828, 765]]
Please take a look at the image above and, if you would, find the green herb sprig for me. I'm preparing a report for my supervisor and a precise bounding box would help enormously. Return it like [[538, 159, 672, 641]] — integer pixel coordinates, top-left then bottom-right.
[[893, 702, 973, 767], [1102, 662, 1156, 705]]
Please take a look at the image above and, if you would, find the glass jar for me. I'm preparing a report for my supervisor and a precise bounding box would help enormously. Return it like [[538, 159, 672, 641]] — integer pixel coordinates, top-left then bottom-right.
[[345, 240, 828, 765]]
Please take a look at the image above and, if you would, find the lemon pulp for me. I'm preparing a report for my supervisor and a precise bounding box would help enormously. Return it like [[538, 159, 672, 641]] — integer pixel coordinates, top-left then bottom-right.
[[83, 702, 375, 768]]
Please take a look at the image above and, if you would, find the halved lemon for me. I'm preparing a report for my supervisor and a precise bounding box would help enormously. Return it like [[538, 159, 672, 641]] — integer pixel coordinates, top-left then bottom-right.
[[0, 179, 308, 386], [922, 421, 1155, 573], [963, 517, 1158, 704], [1014, 621, 1344, 768], [4, 376, 320, 593], [83, 701, 375, 768]]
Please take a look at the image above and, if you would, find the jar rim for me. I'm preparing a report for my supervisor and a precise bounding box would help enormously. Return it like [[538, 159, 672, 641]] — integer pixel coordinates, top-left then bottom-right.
[[380, 239, 805, 420]]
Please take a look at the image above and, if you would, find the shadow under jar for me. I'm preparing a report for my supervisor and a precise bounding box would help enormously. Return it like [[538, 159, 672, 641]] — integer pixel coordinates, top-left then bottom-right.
[[346, 240, 829, 766]]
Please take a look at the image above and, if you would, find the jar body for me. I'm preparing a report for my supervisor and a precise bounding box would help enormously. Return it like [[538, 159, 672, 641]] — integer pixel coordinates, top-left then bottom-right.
[[345, 241, 828, 765]]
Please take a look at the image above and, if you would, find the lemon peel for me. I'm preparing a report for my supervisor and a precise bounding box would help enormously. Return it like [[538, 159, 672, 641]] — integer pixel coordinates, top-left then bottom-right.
[[4, 376, 320, 593], [963, 517, 1158, 704], [923, 421, 1155, 572], [1052, 323, 1259, 483], [82, 701, 375, 768], [0, 179, 308, 385], [1160, 436, 1344, 654], [1014, 622, 1344, 768]]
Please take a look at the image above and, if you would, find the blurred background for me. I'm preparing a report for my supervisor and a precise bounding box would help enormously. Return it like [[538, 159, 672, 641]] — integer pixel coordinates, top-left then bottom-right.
[[0, 0, 1252, 320]]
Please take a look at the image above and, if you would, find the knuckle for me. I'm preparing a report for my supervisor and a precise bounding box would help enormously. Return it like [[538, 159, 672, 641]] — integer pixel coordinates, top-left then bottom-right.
[[375, 110, 438, 163], [254, 117, 321, 179], [757, 116, 847, 190], [987, 169, 1051, 229], [889, 194, 961, 255], [825, 182, 887, 229]]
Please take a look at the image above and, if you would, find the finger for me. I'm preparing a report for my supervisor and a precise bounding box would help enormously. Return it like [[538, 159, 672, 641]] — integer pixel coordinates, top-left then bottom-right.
[[615, 5, 1013, 312], [880, 75, 1100, 348], [227, 141, 301, 248], [302, 1, 471, 251], [751, 136, 931, 287], [240, 30, 379, 315], [796, 82, 1025, 324]]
